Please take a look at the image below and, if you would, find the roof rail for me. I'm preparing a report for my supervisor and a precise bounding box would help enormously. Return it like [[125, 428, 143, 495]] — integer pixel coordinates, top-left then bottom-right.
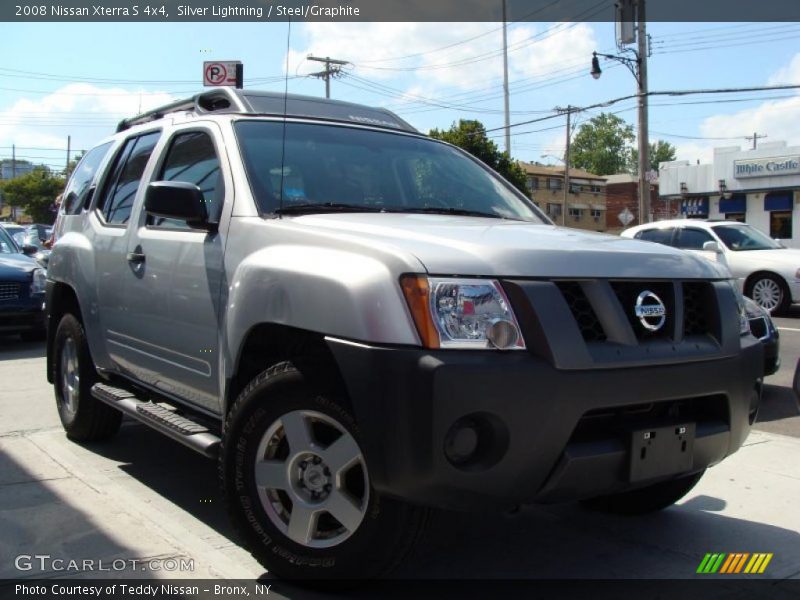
[[115, 87, 417, 134], [116, 88, 246, 132]]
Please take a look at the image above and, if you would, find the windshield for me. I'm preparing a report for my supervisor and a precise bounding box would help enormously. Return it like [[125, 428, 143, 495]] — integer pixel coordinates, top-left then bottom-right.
[[0, 226, 20, 254], [712, 223, 783, 251], [234, 121, 546, 222]]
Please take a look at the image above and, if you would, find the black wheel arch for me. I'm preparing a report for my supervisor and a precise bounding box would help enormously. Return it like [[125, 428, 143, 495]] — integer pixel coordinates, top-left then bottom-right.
[[46, 281, 84, 384], [225, 323, 348, 417]]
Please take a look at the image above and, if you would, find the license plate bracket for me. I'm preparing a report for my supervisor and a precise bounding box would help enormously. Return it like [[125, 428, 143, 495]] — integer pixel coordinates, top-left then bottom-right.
[[629, 423, 695, 482]]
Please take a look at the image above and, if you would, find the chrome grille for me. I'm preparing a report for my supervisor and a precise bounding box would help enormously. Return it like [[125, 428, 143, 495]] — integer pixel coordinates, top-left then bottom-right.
[[0, 282, 21, 300]]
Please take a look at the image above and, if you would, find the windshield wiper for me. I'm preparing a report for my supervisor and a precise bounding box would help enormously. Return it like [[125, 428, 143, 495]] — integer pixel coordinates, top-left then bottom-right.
[[275, 202, 386, 215], [397, 207, 505, 219]]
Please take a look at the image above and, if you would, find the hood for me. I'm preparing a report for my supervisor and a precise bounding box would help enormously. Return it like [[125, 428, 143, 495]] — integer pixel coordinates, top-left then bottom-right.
[[0, 253, 39, 282], [293, 213, 728, 280]]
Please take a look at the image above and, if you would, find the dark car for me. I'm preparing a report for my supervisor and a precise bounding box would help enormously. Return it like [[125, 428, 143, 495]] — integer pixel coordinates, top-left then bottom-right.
[[0, 226, 47, 341], [744, 296, 780, 376]]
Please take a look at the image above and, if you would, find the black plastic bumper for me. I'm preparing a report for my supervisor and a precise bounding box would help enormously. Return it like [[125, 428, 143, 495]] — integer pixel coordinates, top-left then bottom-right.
[[327, 338, 763, 511]]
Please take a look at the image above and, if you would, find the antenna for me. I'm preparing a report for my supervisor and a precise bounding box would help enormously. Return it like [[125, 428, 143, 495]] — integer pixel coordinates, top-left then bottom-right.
[[279, 19, 291, 219]]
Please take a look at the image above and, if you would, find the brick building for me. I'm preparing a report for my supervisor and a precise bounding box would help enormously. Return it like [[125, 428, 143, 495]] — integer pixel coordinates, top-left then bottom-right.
[[518, 162, 607, 231], [604, 173, 677, 233]]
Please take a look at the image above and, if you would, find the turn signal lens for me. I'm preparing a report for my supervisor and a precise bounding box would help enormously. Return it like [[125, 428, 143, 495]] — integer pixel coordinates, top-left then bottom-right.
[[400, 274, 440, 349]]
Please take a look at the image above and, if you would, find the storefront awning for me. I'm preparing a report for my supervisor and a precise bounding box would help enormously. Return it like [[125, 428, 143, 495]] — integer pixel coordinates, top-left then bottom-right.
[[680, 197, 709, 216], [719, 194, 746, 214], [764, 192, 792, 211]]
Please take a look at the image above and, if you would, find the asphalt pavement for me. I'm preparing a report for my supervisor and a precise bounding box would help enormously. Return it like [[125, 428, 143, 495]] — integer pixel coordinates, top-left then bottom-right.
[[0, 326, 798, 593]]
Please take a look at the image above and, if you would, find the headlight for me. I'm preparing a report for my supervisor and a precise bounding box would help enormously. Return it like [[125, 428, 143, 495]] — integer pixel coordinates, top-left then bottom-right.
[[401, 275, 525, 349], [30, 268, 46, 295], [731, 282, 750, 336]]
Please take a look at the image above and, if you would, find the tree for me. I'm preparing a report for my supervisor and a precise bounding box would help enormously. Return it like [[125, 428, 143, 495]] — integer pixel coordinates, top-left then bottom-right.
[[429, 119, 529, 194], [569, 113, 635, 176], [0, 167, 65, 224], [629, 140, 677, 174]]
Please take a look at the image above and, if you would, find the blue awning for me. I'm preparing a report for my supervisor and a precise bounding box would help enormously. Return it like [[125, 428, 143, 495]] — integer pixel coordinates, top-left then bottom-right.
[[680, 197, 709, 216], [764, 192, 792, 211], [719, 194, 746, 214]]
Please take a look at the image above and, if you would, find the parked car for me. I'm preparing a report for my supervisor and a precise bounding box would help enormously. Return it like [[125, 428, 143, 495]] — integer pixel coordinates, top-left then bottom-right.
[[743, 296, 780, 376], [12, 231, 50, 269], [622, 219, 800, 314], [45, 89, 764, 582], [0, 225, 47, 341], [0, 223, 27, 240]]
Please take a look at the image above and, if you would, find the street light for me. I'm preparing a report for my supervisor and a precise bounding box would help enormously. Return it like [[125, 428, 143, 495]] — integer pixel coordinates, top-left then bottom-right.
[[590, 1, 650, 225]]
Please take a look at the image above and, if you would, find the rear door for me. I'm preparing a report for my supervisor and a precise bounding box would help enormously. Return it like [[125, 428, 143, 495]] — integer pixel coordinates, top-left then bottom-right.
[[674, 227, 727, 267]]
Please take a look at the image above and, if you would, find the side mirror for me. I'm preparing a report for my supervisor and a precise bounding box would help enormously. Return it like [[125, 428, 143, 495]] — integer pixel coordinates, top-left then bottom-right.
[[145, 181, 214, 230], [702, 241, 722, 253], [22, 244, 38, 256]]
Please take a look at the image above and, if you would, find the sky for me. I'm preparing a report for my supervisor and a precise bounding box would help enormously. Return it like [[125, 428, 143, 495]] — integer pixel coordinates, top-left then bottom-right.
[[1, 18, 799, 175]]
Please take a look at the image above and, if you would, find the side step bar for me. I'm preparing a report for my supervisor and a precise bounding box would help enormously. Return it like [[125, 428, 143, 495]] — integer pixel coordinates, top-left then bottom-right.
[[91, 382, 220, 459]]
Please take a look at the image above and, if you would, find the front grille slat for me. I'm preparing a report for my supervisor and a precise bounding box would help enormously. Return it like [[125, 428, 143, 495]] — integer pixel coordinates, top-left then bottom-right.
[[0, 282, 21, 300], [557, 282, 606, 342]]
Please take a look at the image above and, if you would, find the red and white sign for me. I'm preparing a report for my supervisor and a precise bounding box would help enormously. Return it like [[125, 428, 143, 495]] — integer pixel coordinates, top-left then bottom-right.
[[203, 61, 240, 87]]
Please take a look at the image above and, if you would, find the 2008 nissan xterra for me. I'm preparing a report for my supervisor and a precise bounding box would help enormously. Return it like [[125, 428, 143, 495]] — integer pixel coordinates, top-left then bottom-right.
[[45, 88, 763, 580]]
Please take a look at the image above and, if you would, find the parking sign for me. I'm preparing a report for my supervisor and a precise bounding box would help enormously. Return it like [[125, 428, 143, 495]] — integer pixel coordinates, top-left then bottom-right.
[[203, 61, 242, 87]]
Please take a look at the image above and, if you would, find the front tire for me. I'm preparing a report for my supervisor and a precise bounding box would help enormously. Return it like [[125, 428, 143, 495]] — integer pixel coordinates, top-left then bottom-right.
[[581, 470, 705, 515], [221, 361, 428, 581], [53, 314, 121, 441]]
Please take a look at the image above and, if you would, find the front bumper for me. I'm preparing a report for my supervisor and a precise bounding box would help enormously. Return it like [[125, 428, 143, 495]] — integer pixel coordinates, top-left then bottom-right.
[[0, 295, 46, 334], [327, 337, 763, 511]]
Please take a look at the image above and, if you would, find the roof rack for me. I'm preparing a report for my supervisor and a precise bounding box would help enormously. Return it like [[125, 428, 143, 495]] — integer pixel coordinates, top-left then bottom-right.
[[116, 89, 246, 132], [116, 88, 417, 134]]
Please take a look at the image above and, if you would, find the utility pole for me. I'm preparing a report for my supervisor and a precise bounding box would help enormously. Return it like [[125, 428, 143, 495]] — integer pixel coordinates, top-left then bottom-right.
[[11, 144, 16, 179], [307, 55, 349, 99], [502, 0, 511, 156], [636, 0, 650, 224], [66, 135, 71, 176], [745, 132, 767, 149], [555, 105, 576, 227]]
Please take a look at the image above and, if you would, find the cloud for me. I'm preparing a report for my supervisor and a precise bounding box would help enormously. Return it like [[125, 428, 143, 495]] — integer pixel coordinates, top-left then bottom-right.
[[0, 84, 176, 166], [673, 52, 800, 164], [288, 21, 596, 98]]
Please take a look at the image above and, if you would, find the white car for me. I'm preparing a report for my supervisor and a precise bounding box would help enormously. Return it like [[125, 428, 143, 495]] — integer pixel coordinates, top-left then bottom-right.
[[622, 219, 800, 314]]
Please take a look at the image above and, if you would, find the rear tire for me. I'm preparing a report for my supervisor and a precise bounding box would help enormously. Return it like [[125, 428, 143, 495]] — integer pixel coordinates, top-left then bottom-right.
[[221, 361, 428, 582], [746, 273, 789, 315], [53, 314, 121, 441], [580, 470, 705, 515]]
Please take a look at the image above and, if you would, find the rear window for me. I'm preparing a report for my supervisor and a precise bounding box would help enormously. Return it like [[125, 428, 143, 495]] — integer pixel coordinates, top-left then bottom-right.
[[636, 228, 674, 245]]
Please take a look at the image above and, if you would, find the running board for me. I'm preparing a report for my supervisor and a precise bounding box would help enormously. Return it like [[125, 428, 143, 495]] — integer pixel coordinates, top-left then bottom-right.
[[91, 382, 220, 459]]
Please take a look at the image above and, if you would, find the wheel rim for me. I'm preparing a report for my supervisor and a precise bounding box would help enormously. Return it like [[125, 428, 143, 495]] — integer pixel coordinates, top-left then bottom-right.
[[254, 410, 369, 549], [752, 278, 782, 312], [59, 337, 80, 416]]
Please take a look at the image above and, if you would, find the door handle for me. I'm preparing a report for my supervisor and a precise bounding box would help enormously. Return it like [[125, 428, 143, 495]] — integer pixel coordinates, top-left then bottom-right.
[[126, 252, 146, 264]]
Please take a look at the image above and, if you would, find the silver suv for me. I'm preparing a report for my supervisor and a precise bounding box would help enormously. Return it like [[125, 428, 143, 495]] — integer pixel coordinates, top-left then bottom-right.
[[46, 89, 763, 581]]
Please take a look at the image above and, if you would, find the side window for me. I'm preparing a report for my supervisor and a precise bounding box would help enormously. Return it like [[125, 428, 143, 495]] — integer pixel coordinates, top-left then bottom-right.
[[62, 142, 113, 215], [636, 228, 675, 245], [675, 228, 714, 250], [150, 131, 223, 228], [97, 131, 161, 225]]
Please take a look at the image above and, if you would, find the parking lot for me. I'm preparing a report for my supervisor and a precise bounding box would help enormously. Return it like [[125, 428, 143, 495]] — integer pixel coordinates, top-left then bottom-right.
[[0, 319, 798, 593]]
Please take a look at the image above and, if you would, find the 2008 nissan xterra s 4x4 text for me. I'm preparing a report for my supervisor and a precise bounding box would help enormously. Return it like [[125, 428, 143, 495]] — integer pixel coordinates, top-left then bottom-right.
[[45, 88, 763, 581]]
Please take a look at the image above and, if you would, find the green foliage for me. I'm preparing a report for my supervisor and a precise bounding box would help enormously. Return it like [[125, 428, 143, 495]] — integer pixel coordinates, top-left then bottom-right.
[[569, 113, 635, 176], [0, 167, 64, 224], [630, 140, 677, 174], [429, 119, 529, 194]]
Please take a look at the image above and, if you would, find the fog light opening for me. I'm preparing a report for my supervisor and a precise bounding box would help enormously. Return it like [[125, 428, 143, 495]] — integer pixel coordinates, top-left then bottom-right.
[[444, 412, 509, 471], [486, 318, 519, 349]]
